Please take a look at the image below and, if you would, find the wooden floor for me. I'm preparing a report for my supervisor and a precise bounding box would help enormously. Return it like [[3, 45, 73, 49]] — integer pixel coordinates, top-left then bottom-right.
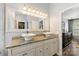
[[63, 40, 79, 56], [62, 40, 73, 56]]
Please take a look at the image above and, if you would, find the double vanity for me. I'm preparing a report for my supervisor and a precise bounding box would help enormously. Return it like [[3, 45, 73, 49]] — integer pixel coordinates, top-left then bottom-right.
[[6, 34, 58, 56], [2, 4, 59, 56]]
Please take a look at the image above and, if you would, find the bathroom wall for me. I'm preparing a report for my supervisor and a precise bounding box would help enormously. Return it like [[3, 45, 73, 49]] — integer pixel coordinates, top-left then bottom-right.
[[5, 3, 50, 45], [0, 4, 4, 55]]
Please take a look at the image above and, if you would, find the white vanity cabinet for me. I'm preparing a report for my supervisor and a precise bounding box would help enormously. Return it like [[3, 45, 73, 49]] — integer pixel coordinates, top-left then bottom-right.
[[7, 38, 58, 56]]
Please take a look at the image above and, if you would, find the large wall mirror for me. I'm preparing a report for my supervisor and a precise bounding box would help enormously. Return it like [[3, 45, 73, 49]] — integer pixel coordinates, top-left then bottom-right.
[[14, 11, 49, 32], [6, 6, 50, 32]]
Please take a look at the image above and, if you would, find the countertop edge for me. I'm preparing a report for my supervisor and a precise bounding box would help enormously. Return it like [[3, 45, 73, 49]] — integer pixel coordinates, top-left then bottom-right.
[[6, 36, 58, 49]]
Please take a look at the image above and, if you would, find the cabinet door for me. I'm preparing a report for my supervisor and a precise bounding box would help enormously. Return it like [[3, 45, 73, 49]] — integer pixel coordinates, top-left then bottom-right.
[[22, 49, 36, 56], [43, 39, 54, 56], [43, 39, 58, 56], [49, 38, 58, 55], [43, 43, 51, 56], [36, 45, 44, 56], [52, 38, 58, 54]]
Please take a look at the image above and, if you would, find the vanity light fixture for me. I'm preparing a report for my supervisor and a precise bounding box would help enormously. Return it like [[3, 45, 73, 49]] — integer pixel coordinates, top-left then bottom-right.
[[23, 6, 48, 18]]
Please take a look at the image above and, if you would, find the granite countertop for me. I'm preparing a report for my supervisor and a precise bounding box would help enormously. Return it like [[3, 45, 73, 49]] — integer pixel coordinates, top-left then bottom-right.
[[6, 34, 58, 49]]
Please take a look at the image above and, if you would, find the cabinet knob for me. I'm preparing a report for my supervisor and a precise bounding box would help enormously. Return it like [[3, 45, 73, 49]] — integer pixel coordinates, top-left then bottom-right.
[[23, 53, 27, 56], [40, 50, 42, 52], [47, 48, 48, 49]]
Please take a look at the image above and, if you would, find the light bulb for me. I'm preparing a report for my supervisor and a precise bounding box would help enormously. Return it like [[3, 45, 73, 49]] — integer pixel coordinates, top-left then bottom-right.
[[42, 13, 45, 16], [40, 12, 42, 15], [28, 8, 31, 12], [36, 11, 39, 14], [41, 13, 44, 16], [23, 7, 26, 10], [45, 14, 48, 17], [32, 10, 35, 13]]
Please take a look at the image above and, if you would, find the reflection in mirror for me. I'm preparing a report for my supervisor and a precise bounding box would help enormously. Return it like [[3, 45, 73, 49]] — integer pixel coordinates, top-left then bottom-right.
[[15, 11, 49, 32], [39, 20, 43, 29], [18, 22, 25, 29], [15, 12, 31, 30]]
